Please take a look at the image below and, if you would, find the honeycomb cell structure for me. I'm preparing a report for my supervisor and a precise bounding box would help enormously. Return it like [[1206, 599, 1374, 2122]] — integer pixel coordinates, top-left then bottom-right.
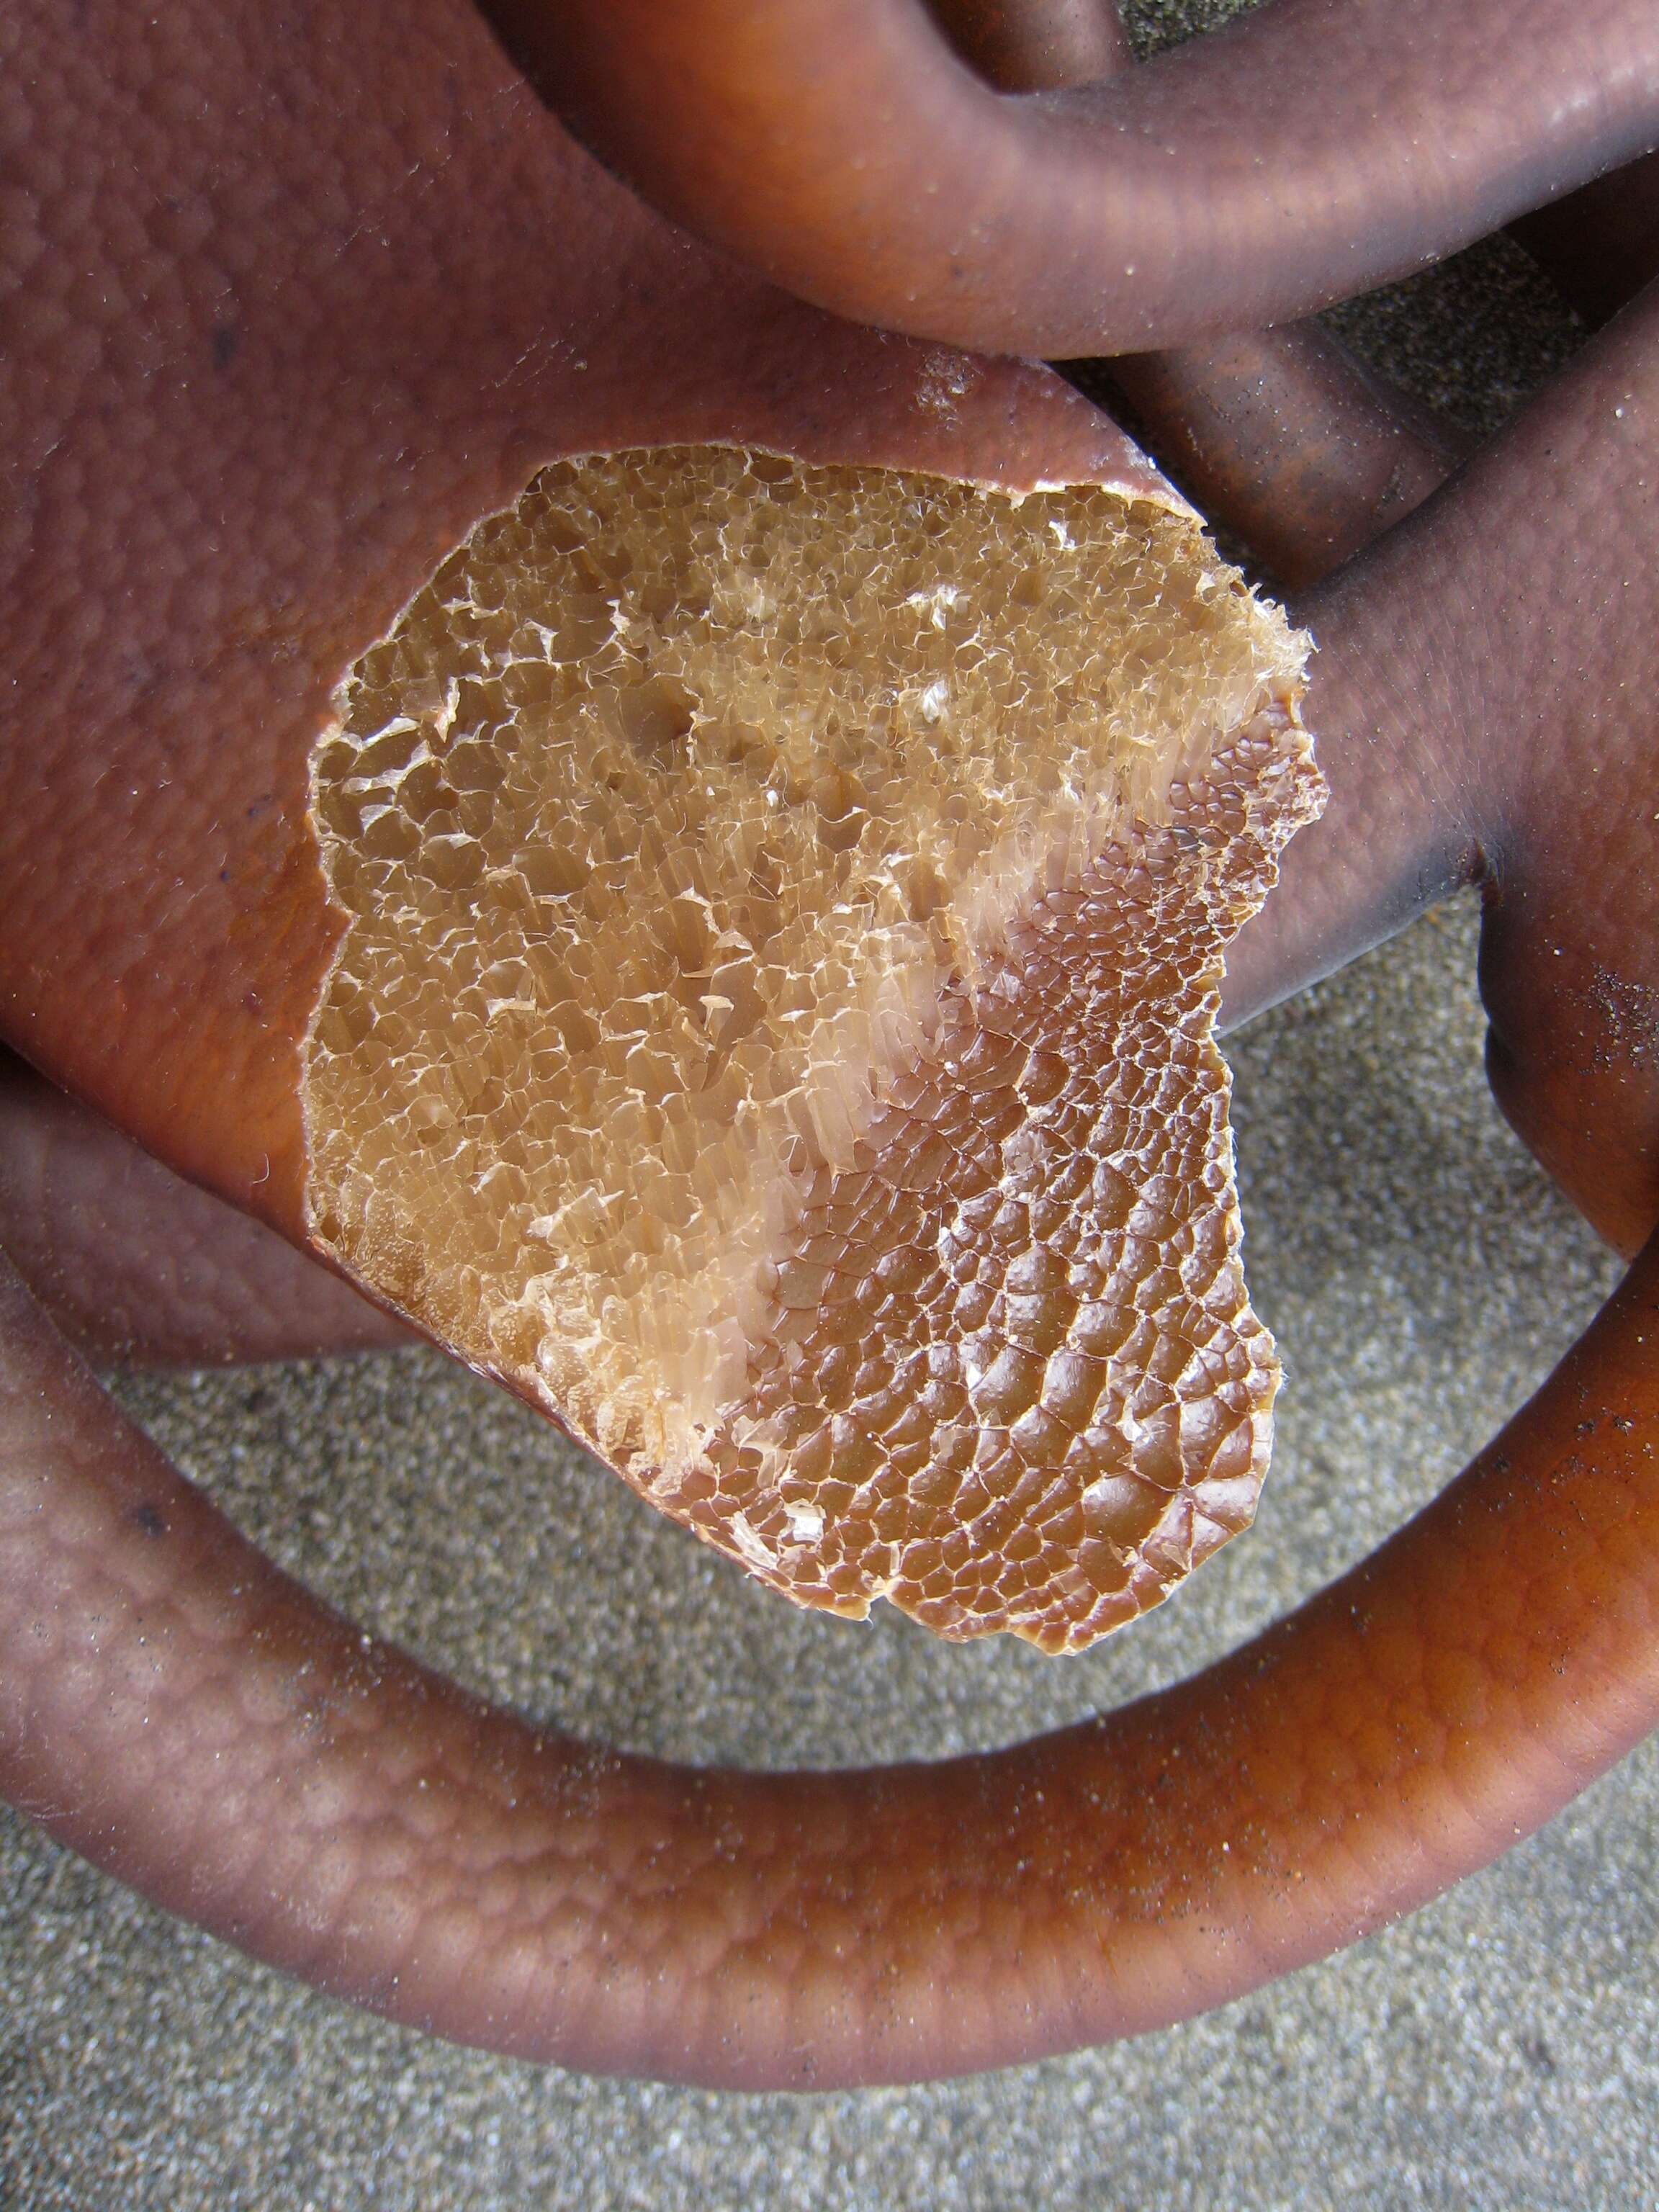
[[305, 446, 1321, 1650]]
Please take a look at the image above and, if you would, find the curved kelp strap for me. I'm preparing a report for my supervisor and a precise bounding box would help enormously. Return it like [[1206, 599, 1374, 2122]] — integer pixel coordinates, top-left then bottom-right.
[[934, 0, 1468, 590], [1222, 278, 1659, 1277], [926, 0, 1128, 89], [482, 0, 1659, 355], [0, 1057, 410, 1365], [4, 1237, 1658, 2087]]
